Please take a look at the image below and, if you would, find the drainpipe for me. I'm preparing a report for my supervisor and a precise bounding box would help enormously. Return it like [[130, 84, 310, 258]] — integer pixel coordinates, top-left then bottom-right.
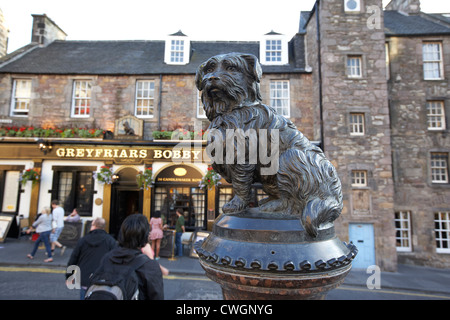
[[158, 74, 163, 131], [315, 0, 325, 151]]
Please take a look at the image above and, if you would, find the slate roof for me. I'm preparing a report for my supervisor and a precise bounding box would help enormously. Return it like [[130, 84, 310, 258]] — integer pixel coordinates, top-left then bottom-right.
[[384, 11, 450, 36], [0, 38, 307, 75]]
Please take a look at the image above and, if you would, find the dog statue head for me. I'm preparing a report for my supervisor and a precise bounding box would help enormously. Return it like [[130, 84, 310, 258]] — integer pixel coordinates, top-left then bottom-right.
[[195, 53, 263, 121]]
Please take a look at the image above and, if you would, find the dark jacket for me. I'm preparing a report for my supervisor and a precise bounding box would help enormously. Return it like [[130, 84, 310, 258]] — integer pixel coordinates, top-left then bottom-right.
[[67, 229, 117, 287], [99, 247, 164, 300]]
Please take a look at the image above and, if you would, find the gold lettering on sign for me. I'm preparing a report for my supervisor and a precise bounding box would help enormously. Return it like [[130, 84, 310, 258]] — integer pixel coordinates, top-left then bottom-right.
[[54, 148, 201, 160]]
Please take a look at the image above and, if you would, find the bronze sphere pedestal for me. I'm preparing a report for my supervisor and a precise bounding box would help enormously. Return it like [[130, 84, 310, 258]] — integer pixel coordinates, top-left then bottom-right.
[[195, 208, 357, 300]]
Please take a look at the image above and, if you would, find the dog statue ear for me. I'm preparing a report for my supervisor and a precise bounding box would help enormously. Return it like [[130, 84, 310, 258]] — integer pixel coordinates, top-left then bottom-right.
[[240, 54, 262, 83], [195, 63, 205, 91]]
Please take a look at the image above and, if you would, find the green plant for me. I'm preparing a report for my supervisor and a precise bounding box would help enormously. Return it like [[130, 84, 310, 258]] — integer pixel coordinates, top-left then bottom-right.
[[136, 167, 154, 190], [199, 166, 222, 190], [20, 168, 40, 186]]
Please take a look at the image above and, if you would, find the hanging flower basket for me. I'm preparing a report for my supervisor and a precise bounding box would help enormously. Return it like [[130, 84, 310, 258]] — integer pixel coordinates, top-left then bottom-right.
[[20, 168, 40, 186], [199, 166, 222, 190], [93, 166, 114, 184], [137, 167, 154, 190]]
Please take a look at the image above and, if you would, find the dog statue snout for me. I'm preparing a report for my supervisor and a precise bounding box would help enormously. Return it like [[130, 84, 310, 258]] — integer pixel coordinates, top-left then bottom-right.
[[208, 75, 220, 82]]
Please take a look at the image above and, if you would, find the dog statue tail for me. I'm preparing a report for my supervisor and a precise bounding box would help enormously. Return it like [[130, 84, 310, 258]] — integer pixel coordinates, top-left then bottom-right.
[[278, 148, 343, 238]]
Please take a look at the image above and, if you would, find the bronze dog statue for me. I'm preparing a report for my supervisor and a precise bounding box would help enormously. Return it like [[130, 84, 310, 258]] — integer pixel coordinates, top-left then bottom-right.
[[195, 53, 343, 237]]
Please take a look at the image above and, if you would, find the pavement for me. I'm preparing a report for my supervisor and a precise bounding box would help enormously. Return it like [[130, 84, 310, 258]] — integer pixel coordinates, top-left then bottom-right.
[[1, 235, 450, 297]]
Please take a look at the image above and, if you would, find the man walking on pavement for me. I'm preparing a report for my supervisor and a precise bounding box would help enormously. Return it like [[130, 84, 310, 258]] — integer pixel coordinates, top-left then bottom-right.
[[50, 200, 66, 256], [66, 217, 117, 299], [175, 208, 185, 257]]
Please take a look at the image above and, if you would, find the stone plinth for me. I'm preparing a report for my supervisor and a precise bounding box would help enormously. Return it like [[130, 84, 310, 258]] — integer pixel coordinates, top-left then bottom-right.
[[195, 208, 357, 300]]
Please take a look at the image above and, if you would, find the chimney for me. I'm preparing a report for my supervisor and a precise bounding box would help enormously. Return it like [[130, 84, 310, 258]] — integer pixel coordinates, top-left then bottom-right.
[[385, 0, 421, 15], [31, 14, 67, 45], [0, 8, 9, 57]]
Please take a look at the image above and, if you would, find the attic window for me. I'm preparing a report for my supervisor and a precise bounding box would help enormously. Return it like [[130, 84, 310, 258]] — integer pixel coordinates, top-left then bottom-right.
[[164, 31, 190, 65], [260, 31, 288, 65]]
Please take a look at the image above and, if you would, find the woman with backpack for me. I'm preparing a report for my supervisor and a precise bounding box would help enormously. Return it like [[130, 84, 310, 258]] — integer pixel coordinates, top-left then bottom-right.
[[85, 214, 164, 300]]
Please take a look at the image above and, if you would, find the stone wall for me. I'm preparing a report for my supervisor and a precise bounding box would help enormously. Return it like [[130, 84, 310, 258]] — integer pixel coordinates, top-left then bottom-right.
[[388, 35, 450, 268], [0, 72, 314, 140], [306, 0, 397, 271]]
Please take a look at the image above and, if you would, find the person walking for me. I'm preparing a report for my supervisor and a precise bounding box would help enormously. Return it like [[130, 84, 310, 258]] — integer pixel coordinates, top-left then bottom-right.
[[149, 211, 164, 260], [26, 207, 53, 263], [175, 208, 185, 257], [66, 217, 117, 299], [86, 214, 164, 300], [50, 200, 66, 256]]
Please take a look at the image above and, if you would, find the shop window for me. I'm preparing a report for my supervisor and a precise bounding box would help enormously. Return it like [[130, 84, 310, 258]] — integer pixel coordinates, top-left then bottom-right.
[[51, 167, 95, 216], [216, 184, 267, 214], [152, 186, 206, 230]]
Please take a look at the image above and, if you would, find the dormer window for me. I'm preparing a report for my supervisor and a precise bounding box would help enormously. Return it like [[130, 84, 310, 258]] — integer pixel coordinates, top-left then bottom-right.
[[260, 31, 288, 65], [164, 30, 190, 65]]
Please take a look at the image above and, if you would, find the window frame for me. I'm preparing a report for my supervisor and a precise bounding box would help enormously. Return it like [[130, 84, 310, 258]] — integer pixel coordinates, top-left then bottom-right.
[[260, 34, 288, 66], [430, 152, 449, 184], [349, 113, 365, 136], [423, 42, 444, 80], [426, 101, 446, 131], [11, 79, 32, 117], [269, 80, 290, 118], [135, 80, 155, 118], [351, 170, 368, 187], [435, 211, 450, 253], [395, 211, 412, 252], [347, 55, 363, 78], [71, 80, 92, 118]]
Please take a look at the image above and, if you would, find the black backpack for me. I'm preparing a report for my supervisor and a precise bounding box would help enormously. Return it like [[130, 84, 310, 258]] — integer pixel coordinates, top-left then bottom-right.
[[85, 253, 149, 300]]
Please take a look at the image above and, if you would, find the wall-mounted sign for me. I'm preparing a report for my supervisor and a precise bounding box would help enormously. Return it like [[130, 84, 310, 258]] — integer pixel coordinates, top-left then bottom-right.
[[54, 147, 203, 161], [155, 165, 202, 184]]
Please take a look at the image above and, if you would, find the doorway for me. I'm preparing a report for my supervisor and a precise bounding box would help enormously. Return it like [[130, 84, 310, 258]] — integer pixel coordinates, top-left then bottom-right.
[[348, 223, 376, 269], [109, 167, 143, 238]]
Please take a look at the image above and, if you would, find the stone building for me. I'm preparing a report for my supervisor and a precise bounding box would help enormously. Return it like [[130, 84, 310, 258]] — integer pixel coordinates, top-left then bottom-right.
[[0, 0, 449, 269], [0, 8, 8, 57]]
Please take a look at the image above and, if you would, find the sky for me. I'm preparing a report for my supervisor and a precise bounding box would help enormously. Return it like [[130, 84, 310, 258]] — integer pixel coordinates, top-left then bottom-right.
[[2, 0, 450, 54]]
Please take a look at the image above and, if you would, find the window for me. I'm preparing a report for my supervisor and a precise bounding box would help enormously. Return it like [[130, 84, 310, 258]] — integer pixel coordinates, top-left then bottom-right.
[[197, 90, 206, 118], [349, 113, 365, 135], [270, 81, 290, 117], [347, 56, 362, 78], [395, 211, 412, 252], [164, 32, 190, 65], [170, 40, 184, 63], [351, 170, 367, 187], [385, 43, 391, 80], [423, 42, 444, 80], [51, 167, 95, 216], [135, 80, 155, 118], [427, 101, 446, 130], [431, 153, 449, 184], [435, 212, 450, 253], [260, 32, 288, 65], [11, 79, 31, 117], [265, 39, 282, 63], [71, 80, 91, 117]]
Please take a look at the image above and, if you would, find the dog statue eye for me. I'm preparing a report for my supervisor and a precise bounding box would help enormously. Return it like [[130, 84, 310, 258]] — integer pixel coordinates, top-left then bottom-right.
[[206, 68, 214, 73], [227, 66, 237, 72]]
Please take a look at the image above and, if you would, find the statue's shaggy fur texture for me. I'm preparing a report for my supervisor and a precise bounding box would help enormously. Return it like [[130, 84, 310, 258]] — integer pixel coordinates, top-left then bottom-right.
[[195, 53, 343, 237]]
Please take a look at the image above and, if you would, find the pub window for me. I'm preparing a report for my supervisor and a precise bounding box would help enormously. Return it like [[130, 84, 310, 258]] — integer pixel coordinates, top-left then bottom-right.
[[51, 167, 95, 216], [270, 80, 290, 117], [135, 80, 155, 118], [0, 168, 23, 214], [11, 79, 32, 117], [395, 211, 412, 252], [216, 185, 267, 215], [71, 80, 92, 117], [152, 186, 206, 230]]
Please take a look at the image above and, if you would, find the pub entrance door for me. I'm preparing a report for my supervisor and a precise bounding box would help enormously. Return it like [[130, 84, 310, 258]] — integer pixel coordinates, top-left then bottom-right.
[[110, 167, 143, 238]]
